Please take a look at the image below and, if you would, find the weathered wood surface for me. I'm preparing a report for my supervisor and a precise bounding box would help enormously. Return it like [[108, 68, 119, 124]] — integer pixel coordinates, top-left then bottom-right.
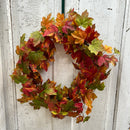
[[0, 0, 130, 130], [113, 0, 130, 130], [0, 2, 6, 129], [0, 0, 18, 129]]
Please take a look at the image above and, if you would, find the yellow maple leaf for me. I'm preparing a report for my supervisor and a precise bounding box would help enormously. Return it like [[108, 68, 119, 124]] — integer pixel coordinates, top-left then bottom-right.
[[104, 45, 112, 53]]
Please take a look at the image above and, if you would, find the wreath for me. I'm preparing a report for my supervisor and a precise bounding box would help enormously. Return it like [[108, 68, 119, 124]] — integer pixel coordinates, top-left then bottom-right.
[[11, 9, 120, 123]]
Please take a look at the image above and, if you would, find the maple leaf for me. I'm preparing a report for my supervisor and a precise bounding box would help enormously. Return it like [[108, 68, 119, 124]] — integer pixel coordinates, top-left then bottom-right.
[[11, 74, 28, 84], [85, 96, 92, 111], [44, 88, 57, 95], [28, 51, 45, 64], [18, 96, 34, 103], [76, 116, 83, 123], [41, 79, 57, 95], [30, 31, 44, 47], [67, 8, 78, 21], [83, 116, 90, 123], [63, 100, 75, 111], [18, 61, 30, 74], [75, 10, 93, 28], [40, 61, 50, 71], [88, 38, 105, 55], [97, 55, 111, 67], [20, 33, 26, 47], [64, 36, 75, 45], [110, 55, 118, 66], [71, 50, 83, 63], [71, 29, 87, 45], [61, 112, 68, 116], [74, 103, 83, 112], [85, 25, 100, 43], [43, 25, 61, 42], [23, 85, 37, 94], [104, 45, 112, 53], [114, 48, 120, 54], [62, 21, 75, 34], [97, 56, 106, 66], [43, 25, 58, 37], [29, 64, 38, 73], [41, 13, 54, 29], [86, 107, 92, 115], [88, 81, 105, 91], [97, 82, 105, 91], [30, 98, 48, 109], [28, 71, 42, 85], [56, 13, 65, 27], [68, 111, 79, 117]]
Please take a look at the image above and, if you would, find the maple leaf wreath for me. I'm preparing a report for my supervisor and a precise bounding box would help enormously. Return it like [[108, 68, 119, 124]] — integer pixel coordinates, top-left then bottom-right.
[[11, 9, 120, 123]]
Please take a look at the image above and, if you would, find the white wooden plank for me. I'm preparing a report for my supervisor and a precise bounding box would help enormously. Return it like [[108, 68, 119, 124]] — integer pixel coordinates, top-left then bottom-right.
[[0, 4, 6, 128], [65, 0, 125, 130], [10, 0, 61, 130], [0, 0, 18, 129], [0, 51, 6, 130], [52, 44, 74, 130], [113, 0, 130, 130]]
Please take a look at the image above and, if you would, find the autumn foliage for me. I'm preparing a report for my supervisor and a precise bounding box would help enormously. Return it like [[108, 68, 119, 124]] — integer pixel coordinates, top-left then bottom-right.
[[11, 9, 120, 123]]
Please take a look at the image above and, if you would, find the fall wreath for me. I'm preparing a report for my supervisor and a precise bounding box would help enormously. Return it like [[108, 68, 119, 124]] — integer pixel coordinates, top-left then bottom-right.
[[11, 9, 120, 123]]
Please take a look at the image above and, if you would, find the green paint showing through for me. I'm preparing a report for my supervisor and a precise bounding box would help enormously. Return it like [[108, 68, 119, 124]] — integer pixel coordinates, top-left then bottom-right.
[[62, 0, 65, 14]]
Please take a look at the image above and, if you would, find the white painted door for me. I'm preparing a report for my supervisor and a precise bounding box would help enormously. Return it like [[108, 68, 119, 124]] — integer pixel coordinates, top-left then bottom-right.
[[0, 0, 130, 130]]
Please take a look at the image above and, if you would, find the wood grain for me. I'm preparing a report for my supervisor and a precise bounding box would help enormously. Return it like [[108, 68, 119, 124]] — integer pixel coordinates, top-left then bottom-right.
[[113, 0, 130, 130], [0, 0, 18, 129], [0, 2, 6, 128]]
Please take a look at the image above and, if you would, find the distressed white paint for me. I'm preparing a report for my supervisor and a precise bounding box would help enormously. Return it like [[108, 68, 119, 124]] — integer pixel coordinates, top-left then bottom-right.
[[0, 0, 18, 129], [0, 3, 6, 129], [113, 0, 130, 130], [0, 0, 130, 130]]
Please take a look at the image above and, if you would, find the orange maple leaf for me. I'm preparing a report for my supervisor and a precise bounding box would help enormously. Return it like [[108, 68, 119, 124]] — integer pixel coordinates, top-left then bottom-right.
[[41, 13, 54, 28], [56, 13, 65, 27], [71, 29, 87, 45]]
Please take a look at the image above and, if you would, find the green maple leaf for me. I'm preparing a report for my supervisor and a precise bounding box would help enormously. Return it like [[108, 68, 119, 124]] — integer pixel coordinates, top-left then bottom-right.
[[114, 48, 120, 54], [88, 81, 105, 91], [30, 98, 48, 109], [63, 100, 74, 111], [28, 51, 46, 64], [97, 82, 105, 91], [18, 61, 30, 74], [83, 116, 90, 123], [20, 33, 26, 47], [11, 74, 28, 84], [44, 88, 57, 95], [30, 31, 44, 47], [88, 38, 105, 55], [40, 80, 57, 95], [75, 10, 93, 28]]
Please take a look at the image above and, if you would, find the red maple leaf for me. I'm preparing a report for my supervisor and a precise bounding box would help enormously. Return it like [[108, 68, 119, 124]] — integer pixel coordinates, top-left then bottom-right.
[[62, 21, 75, 34], [85, 25, 100, 43]]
